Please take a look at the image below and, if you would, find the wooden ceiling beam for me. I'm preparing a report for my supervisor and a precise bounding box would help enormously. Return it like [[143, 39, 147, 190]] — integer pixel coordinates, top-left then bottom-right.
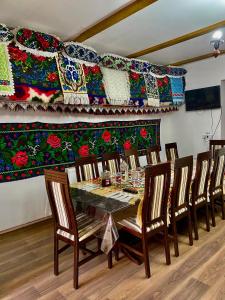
[[67, 0, 158, 42], [171, 50, 225, 66], [127, 20, 225, 58]]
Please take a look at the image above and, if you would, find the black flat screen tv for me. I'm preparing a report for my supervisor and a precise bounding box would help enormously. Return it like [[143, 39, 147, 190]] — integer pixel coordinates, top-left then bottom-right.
[[185, 85, 221, 111]]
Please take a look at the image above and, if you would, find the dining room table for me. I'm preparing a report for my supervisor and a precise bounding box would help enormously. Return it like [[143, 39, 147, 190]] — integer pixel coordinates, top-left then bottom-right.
[[70, 173, 144, 254]]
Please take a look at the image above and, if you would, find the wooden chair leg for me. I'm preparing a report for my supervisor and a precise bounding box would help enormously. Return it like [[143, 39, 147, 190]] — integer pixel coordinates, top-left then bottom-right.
[[164, 227, 171, 265], [187, 211, 193, 246], [142, 238, 151, 278], [192, 207, 199, 240], [115, 242, 119, 261], [211, 199, 216, 227], [54, 234, 59, 276], [221, 196, 225, 220], [172, 219, 179, 257], [205, 203, 210, 232], [73, 244, 79, 289], [108, 249, 113, 269], [97, 237, 102, 251]]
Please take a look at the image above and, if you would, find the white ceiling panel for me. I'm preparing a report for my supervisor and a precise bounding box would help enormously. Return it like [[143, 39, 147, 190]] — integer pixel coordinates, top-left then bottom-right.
[[86, 0, 225, 56], [0, 0, 131, 39], [140, 28, 225, 65]]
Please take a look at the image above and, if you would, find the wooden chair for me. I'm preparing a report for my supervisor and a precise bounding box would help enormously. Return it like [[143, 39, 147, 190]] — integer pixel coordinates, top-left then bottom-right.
[[165, 143, 179, 161], [209, 139, 225, 159], [75, 155, 99, 182], [124, 148, 140, 170], [190, 151, 211, 240], [44, 169, 103, 289], [102, 152, 120, 174], [146, 145, 161, 165], [209, 148, 225, 227], [118, 162, 171, 278], [170, 156, 193, 256]]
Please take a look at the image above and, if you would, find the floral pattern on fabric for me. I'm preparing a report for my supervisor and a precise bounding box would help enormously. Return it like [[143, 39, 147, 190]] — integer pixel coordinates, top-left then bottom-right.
[[100, 54, 132, 71], [157, 76, 173, 105], [83, 64, 107, 105], [16, 28, 63, 56], [0, 24, 14, 43], [0, 44, 14, 96], [129, 71, 147, 107], [8, 43, 63, 103], [64, 42, 99, 64], [170, 77, 185, 105], [57, 53, 89, 105], [151, 64, 187, 77], [144, 73, 160, 107], [0, 120, 160, 183], [131, 59, 151, 73]]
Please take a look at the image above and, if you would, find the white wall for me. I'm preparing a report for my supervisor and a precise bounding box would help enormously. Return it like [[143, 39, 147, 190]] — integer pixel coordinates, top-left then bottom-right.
[[0, 110, 176, 231], [1, 55, 225, 232]]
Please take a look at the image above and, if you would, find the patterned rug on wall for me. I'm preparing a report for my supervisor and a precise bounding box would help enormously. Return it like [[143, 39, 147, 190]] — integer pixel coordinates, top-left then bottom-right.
[[0, 119, 160, 183]]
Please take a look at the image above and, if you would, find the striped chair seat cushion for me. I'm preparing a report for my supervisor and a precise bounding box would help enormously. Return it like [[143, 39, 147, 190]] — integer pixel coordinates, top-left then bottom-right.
[[189, 196, 208, 206], [175, 206, 188, 216], [118, 217, 164, 233], [57, 213, 103, 242]]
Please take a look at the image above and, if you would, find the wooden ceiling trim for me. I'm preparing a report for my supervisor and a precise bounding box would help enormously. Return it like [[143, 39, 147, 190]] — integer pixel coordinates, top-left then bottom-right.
[[171, 50, 225, 66], [127, 20, 225, 58], [68, 0, 158, 42]]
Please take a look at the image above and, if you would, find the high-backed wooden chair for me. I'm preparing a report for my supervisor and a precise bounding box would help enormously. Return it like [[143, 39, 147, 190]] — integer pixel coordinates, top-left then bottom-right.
[[209, 139, 225, 159], [44, 169, 103, 289], [75, 155, 99, 182], [190, 151, 211, 240], [165, 143, 179, 161], [118, 163, 171, 278], [146, 145, 161, 165], [124, 148, 140, 170], [102, 152, 120, 174], [209, 148, 225, 226], [170, 156, 193, 256]]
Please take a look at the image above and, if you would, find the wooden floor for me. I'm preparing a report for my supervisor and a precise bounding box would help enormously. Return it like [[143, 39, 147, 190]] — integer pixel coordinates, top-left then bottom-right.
[[2, 210, 225, 300]]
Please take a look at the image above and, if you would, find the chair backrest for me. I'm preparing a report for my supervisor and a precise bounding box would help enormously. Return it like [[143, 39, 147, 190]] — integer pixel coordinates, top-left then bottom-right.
[[102, 152, 120, 174], [210, 148, 225, 196], [44, 169, 78, 239], [171, 156, 193, 214], [141, 162, 171, 231], [192, 151, 211, 204], [75, 155, 99, 182], [124, 148, 140, 170], [209, 140, 225, 159], [165, 142, 179, 161], [146, 145, 161, 165]]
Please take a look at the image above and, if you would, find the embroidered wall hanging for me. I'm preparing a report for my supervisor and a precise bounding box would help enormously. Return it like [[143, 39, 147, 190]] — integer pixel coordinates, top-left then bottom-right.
[[57, 53, 89, 105], [15, 28, 63, 57], [129, 71, 147, 107], [157, 76, 173, 105], [100, 54, 132, 72], [144, 73, 160, 107], [64, 42, 99, 64], [8, 43, 63, 103], [0, 24, 14, 96], [83, 64, 107, 105], [150, 64, 187, 77], [0, 119, 160, 183], [101, 67, 130, 105], [131, 59, 151, 74], [170, 77, 185, 105]]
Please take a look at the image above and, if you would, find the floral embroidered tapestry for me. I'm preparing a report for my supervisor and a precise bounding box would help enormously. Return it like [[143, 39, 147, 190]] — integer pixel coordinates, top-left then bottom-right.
[[0, 119, 160, 183], [129, 71, 147, 107], [156, 76, 173, 105], [8, 43, 63, 103], [83, 64, 107, 105], [57, 53, 89, 105]]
